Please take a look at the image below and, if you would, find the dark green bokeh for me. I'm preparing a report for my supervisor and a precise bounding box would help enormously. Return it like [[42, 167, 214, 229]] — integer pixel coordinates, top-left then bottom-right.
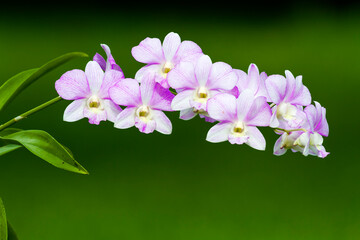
[[0, 6, 359, 240]]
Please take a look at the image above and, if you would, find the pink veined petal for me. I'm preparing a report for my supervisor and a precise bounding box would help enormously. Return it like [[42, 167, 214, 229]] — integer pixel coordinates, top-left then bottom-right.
[[63, 99, 86, 122], [246, 126, 266, 150], [257, 71, 270, 100], [135, 117, 156, 134], [246, 63, 260, 94], [236, 89, 255, 122], [179, 108, 197, 120], [167, 61, 197, 90], [294, 76, 311, 106], [316, 101, 329, 137], [266, 74, 287, 104], [207, 62, 237, 91], [131, 37, 164, 64], [304, 104, 317, 132], [83, 107, 107, 125], [269, 105, 280, 128], [244, 96, 272, 126], [195, 55, 212, 87], [171, 89, 194, 111], [109, 78, 141, 107], [114, 107, 136, 129], [140, 73, 157, 105], [284, 70, 296, 102], [235, 69, 248, 93], [207, 93, 237, 122], [98, 70, 125, 99], [162, 32, 181, 62], [93, 53, 107, 71], [149, 83, 175, 111], [152, 110, 172, 134], [55, 69, 90, 100], [135, 64, 161, 83], [228, 135, 249, 145], [103, 99, 122, 123], [85, 61, 105, 94], [206, 122, 233, 143], [100, 44, 122, 72], [173, 40, 203, 64], [273, 134, 287, 156]]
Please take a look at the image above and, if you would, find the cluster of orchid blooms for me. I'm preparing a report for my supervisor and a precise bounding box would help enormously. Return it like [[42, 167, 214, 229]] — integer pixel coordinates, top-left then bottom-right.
[[55, 32, 329, 158]]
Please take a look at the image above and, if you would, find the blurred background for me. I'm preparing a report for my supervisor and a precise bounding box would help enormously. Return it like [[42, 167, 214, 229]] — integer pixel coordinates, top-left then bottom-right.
[[0, 2, 359, 239]]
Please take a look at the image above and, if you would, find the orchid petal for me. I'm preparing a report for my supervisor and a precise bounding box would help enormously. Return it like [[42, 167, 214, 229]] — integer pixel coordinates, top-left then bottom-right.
[[246, 126, 266, 150], [109, 78, 141, 107], [103, 100, 122, 123], [173, 40, 203, 64], [167, 61, 197, 90], [244, 96, 272, 126], [135, 117, 156, 134], [85, 61, 104, 94], [207, 62, 237, 90], [207, 93, 237, 122], [153, 110, 172, 134], [131, 37, 164, 64], [55, 69, 90, 100], [179, 108, 197, 120], [171, 89, 193, 110], [195, 55, 212, 86], [266, 74, 286, 104], [83, 107, 107, 125], [206, 122, 233, 143], [63, 99, 86, 122], [162, 32, 181, 62], [114, 107, 136, 129], [236, 89, 255, 121], [98, 70, 124, 99], [93, 53, 107, 71]]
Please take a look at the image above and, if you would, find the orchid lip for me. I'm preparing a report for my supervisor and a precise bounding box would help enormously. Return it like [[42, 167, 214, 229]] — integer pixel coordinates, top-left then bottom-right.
[[87, 95, 104, 111]]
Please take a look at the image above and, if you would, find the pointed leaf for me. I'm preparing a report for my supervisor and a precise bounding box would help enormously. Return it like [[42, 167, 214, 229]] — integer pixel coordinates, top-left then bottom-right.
[[0, 198, 7, 240], [0, 52, 88, 112], [0, 130, 88, 175], [7, 222, 18, 240], [0, 144, 22, 156]]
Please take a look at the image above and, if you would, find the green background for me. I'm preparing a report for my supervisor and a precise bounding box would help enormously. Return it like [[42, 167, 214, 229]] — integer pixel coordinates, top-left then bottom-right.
[[0, 5, 359, 240]]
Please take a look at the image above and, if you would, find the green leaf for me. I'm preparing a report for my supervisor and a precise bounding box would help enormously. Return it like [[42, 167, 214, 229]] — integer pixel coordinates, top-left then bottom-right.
[[0, 128, 22, 137], [0, 198, 7, 240], [0, 144, 22, 157], [0, 52, 88, 112], [7, 222, 18, 240], [0, 130, 88, 175]]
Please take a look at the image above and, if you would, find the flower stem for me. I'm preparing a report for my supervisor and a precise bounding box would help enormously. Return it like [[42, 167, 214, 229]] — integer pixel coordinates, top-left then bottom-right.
[[274, 127, 307, 134], [0, 96, 62, 131]]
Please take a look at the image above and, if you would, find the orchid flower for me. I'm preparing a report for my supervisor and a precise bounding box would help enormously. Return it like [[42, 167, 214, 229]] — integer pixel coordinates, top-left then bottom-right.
[[234, 63, 269, 100], [93, 43, 124, 74], [273, 101, 329, 158], [109, 74, 174, 134], [132, 32, 203, 88], [206, 90, 272, 150], [55, 61, 124, 125], [167, 54, 238, 121], [266, 70, 311, 128]]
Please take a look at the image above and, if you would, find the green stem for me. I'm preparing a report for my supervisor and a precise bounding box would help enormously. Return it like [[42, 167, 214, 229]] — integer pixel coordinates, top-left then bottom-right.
[[275, 127, 307, 134], [0, 96, 62, 131]]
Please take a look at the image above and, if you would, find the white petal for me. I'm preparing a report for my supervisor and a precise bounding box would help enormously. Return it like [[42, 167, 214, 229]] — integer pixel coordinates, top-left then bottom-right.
[[162, 32, 181, 61], [103, 100, 122, 123], [85, 61, 105, 93], [171, 89, 194, 110], [246, 126, 266, 150], [114, 107, 136, 129], [153, 110, 172, 134], [63, 99, 86, 122], [206, 122, 233, 143]]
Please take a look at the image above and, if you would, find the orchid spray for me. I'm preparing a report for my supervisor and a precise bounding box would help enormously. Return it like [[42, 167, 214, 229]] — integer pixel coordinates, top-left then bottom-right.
[[0, 32, 330, 238]]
